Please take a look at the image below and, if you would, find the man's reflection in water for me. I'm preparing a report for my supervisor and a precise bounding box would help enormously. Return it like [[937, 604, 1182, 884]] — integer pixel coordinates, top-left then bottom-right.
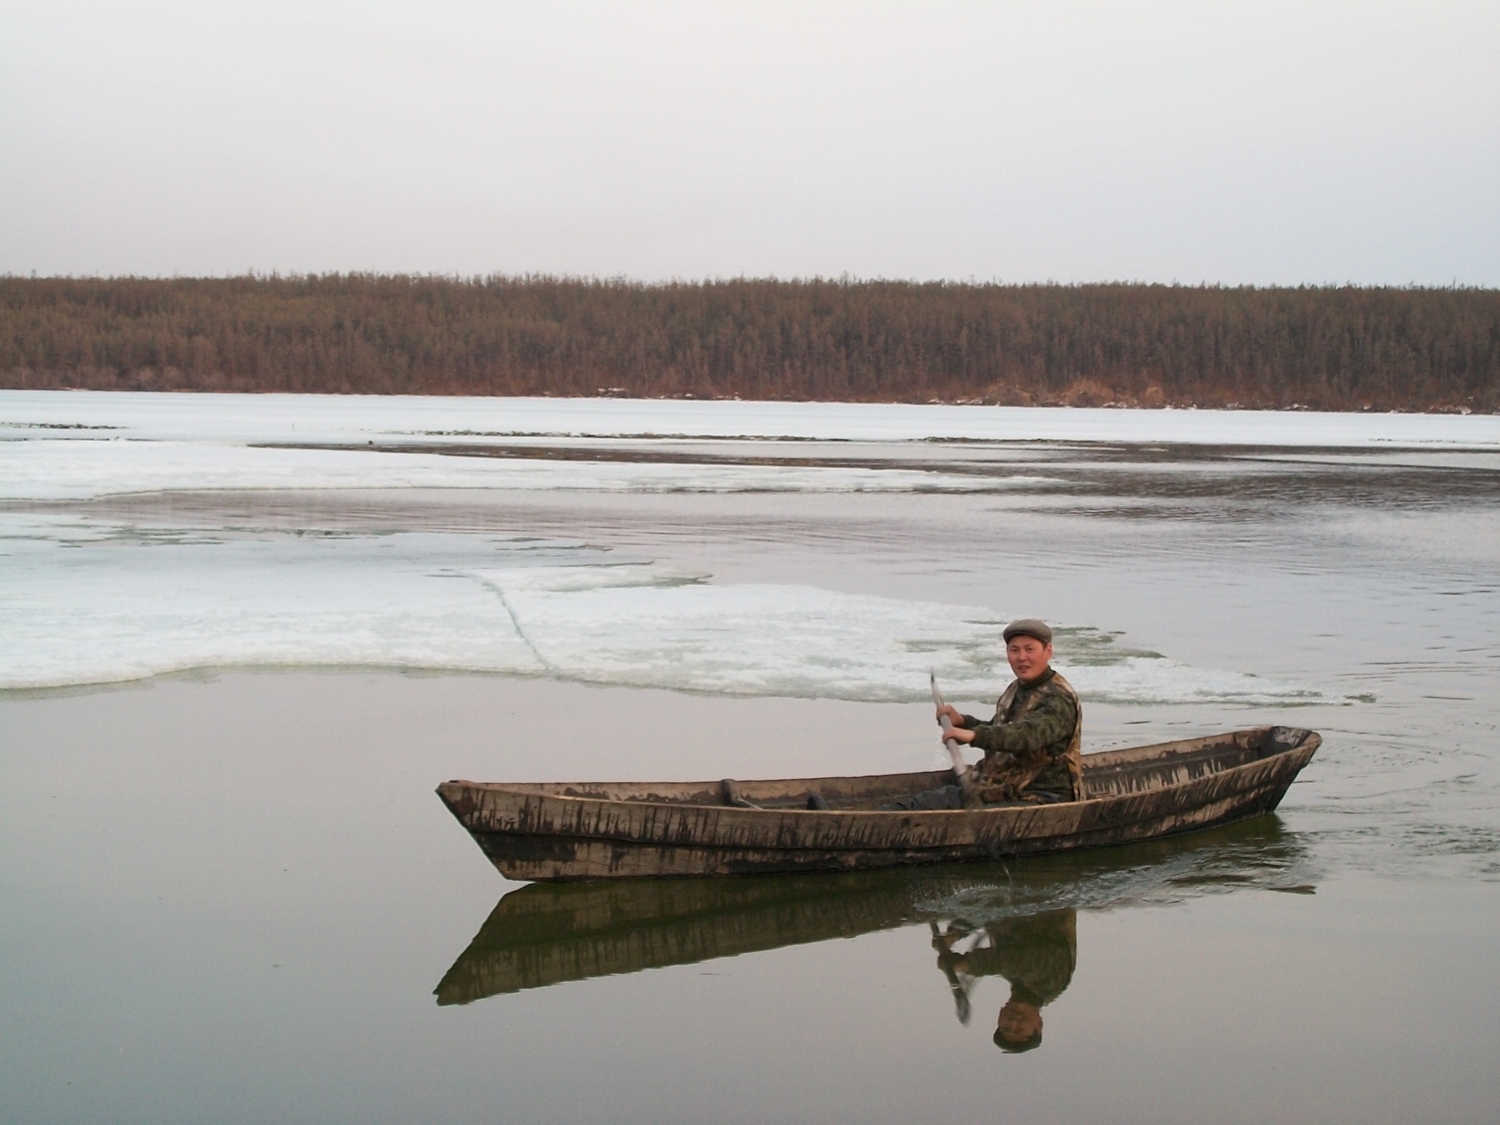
[[931, 908, 1076, 1053]]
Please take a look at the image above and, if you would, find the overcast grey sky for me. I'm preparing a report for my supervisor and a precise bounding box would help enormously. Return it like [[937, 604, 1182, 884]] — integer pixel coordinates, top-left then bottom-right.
[[3, 1, 1496, 284]]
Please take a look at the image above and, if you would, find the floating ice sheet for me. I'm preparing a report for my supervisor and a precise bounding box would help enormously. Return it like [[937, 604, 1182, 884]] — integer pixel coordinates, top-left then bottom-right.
[[4, 390, 1499, 447], [0, 394, 1372, 705], [5, 391, 1497, 504], [0, 517, 1324, 705], [0, 438, 1053, 501]]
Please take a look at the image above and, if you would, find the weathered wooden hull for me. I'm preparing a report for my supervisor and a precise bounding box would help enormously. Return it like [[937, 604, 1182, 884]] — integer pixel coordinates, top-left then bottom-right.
[[437, 725, 1319, 881]]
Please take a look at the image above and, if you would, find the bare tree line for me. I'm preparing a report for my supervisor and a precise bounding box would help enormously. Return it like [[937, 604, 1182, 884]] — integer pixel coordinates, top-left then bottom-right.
[[3, 275, 1497, 410]]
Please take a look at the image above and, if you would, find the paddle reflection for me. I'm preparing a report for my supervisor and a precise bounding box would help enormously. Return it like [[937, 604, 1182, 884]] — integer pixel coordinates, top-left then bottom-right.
[[436, 816, 1314, 1054]]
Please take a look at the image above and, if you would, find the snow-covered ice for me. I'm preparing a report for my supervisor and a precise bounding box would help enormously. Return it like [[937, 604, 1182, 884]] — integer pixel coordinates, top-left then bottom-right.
[[0, 520, 1322, 703], [0, 437, 1056, 502], [0, 391, 1387, 701], [4, 389, 1498, 448]]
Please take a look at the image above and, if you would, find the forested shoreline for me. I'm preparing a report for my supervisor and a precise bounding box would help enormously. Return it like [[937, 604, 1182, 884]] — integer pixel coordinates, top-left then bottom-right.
[[3, 275, 1497, 411]]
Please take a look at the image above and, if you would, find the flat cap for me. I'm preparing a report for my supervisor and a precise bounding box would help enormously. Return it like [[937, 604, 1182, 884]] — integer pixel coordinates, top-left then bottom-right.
[[1003, 618, 1052, 644]]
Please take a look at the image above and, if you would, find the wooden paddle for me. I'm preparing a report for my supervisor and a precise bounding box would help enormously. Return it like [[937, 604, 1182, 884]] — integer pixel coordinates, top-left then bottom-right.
[[931, 671, 980, 808]]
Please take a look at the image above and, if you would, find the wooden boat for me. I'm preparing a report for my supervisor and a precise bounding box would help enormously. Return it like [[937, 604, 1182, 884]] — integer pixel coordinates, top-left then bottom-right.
[[436, 725, 1319, 881]]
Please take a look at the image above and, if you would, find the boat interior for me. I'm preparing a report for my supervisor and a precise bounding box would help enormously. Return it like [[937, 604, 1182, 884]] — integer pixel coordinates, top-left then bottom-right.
[[461, 726, 1316, 811]]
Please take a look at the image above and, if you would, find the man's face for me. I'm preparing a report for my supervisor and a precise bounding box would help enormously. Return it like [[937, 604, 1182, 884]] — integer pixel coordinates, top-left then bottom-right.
[[1007, 636, 1052, 682], [996, 998, 1043, 1044]]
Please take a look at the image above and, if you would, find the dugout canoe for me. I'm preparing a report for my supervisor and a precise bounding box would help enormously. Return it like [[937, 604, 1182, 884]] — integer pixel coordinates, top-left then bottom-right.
[[436, 724, 1319, 881]]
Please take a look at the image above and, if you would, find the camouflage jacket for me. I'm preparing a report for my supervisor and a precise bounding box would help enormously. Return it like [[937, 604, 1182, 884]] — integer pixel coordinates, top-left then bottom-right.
[[945, 909, 1078, 1008], [960, 667, 1082, 803]]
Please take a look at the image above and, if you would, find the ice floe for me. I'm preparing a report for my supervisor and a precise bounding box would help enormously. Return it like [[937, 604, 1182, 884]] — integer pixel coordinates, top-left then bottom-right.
[[4, 389, 1500, 447], [0, 393, 1373, 703], [0, 520, 1324, 704]]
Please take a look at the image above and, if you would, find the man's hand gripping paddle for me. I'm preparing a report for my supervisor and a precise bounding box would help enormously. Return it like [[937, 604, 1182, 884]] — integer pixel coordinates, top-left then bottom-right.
[[931, 671, 980, 809]]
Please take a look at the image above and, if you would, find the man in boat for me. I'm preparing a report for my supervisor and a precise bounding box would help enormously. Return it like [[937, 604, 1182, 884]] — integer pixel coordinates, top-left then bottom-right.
[[886, 619, 1082, 809], [931, 908, 1077, 1053]]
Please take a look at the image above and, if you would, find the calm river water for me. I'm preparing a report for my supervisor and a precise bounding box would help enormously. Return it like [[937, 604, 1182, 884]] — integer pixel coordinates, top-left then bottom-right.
[[3, 393, 1499, 1123]]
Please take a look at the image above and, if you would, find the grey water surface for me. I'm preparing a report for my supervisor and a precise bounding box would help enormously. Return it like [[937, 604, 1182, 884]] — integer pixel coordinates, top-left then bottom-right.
[[3, 435, 1499, 1123]]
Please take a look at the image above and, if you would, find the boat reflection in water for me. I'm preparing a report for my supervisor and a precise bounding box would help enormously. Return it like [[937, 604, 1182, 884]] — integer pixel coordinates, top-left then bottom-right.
[[436, 817, 1315, 1051]]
